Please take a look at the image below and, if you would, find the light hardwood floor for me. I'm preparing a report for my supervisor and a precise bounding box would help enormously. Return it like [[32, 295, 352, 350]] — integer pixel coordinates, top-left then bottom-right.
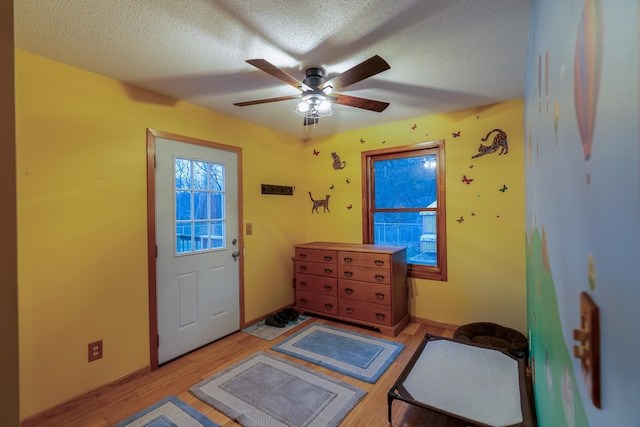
[[22, 317, 470, 427]]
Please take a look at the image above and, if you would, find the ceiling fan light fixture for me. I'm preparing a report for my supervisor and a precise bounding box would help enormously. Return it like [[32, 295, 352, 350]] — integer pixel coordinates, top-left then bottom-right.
[[295, 93, 334, 118]]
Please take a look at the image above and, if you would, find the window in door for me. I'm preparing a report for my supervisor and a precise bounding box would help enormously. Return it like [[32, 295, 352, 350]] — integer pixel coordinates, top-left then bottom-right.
[[174, 157, 225, 254], [362, 141, 447, 280]]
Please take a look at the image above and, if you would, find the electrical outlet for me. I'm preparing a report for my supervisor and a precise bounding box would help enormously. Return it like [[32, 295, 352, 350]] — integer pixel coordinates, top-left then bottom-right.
[[572, 292, 600, 408], [88, 340, 103, 362], [246, 223, 253, 235]]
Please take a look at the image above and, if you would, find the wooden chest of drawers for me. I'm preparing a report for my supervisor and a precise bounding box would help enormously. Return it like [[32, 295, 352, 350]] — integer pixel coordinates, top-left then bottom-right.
[[294, 242, 409, 336]]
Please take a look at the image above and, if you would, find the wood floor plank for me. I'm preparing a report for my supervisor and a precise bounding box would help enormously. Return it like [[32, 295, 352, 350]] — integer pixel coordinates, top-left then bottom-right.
[[22, 317, 462, 427]]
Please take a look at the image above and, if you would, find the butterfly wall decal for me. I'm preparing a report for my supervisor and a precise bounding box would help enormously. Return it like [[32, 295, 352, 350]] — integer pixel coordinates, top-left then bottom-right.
[[360, 138, 365, 144], [330, 185, 334, 190], [456, 216, 464, 223], [347, 204, 353, 210], [412, 124, 417, 130], [499, 185, 508, 192], [313, 149, 319, 156], [452, 131, 461, 138], [346, 179, 350, 184], [461, 175, 474, 184]]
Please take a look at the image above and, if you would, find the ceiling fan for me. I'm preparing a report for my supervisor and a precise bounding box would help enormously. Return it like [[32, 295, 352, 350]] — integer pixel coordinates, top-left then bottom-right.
[[234, 55, 391, 126]]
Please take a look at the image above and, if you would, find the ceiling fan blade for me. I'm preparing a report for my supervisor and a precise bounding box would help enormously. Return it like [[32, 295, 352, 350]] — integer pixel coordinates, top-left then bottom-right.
[[324, 55, 390, 91], [234, 94, 300, 107], [246, 59, 309, 91], [330, 94, 390, 112]]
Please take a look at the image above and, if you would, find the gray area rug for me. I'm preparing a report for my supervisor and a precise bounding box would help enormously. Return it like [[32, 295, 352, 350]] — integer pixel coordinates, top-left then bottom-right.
[[114, 395, 220, 427], [189, 351, 366, 427]]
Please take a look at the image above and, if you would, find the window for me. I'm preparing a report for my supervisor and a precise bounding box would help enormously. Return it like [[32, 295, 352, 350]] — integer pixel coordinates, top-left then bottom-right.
[[362, 141, 447, 280], [174, 157, 226, 254]]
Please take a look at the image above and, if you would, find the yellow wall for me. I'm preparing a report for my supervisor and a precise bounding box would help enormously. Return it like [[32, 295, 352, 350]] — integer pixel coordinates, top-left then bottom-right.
[[16, 49, 526, 419], [15, 50, 305, 418], [301, 99, 526, 332]]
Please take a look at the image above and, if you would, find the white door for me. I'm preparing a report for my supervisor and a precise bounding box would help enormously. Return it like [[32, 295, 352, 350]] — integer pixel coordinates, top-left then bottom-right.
[[155, 137, 240, 364]]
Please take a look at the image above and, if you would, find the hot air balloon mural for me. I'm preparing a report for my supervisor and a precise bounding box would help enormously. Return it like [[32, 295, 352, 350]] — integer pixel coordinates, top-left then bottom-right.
[[574, 0, 604, 185]]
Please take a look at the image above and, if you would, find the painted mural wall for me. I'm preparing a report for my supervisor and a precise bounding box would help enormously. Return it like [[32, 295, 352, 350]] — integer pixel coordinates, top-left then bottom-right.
[[525, 1, 640, 426]]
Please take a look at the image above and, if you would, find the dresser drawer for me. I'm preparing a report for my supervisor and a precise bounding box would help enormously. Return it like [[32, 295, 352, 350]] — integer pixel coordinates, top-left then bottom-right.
[[296, 290, 338, 315], [338, 265, 390, 284], [295, 248, 337, 264], [339, 280, 391, 306], [296, 273, 337, 296], [295, 260, 337, 277], [338, 251, 391, 268], [294, 242, 407, 336], [339, 299, 392, 326]]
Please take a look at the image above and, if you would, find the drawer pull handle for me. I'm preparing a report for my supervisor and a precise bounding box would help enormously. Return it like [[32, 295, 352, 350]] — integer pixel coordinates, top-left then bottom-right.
[[345, 307, 354, 314], [374, 259, 385, 266], [344, 288, 354, 295], [300, 298, 308, 304], [299, 281, 307, 287], [325, 303, 333, 310], [376, 313, 386, 321], [300, 266, 307, 271], [374, 274, 385, 282], [324, 285, 333, 292], [343, 257, 353, 263], [324, 255, 333, 261], [324, 268, 333, 274], [299, 253, 307, 259], [375, 292, 385, 300], [344, 271, 353, 278]]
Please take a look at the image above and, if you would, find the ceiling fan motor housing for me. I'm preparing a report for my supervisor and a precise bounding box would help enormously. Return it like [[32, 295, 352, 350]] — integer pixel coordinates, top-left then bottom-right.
[[303, 67, 325, 89]]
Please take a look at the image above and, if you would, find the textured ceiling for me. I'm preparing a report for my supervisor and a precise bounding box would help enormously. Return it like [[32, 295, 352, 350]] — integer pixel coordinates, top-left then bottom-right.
[[15, 0, 531, 139]]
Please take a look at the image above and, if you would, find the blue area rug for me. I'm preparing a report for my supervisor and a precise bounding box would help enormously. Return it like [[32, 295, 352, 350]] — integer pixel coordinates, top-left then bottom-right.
[[114, 395, 220, 427], [271, 324, 404, 383]]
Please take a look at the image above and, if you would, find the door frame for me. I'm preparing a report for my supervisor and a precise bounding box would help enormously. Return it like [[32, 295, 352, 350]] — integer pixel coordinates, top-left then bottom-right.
[[146, 128, 245, 370]]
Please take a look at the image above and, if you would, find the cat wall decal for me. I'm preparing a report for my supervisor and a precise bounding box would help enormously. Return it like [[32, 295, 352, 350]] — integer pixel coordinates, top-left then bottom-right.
[[309, 192, 330, 213], [331, 152, 346, 169], [471, 129, 509, 158]]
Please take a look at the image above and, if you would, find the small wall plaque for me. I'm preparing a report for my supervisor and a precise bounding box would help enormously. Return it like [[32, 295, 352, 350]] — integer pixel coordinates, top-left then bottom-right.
[[261, 184, 294, 195]]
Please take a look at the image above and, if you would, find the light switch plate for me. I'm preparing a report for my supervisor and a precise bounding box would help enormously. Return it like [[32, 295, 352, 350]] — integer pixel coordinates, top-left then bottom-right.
[[573, 292, 601, 408]]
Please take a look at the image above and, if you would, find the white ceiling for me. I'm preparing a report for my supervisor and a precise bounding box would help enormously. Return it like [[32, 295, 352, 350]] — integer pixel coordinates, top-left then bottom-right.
[[14, 0, 531, 140]]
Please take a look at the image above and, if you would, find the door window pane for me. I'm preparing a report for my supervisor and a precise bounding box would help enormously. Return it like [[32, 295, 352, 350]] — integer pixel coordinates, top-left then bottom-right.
[[193, 161, 208, 190], [175, 157, 226, 254], [175, 158, 191, 189], [193, 191, 208, 220], [209, 193, 224, 220], [209, 164, 224, 190]]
